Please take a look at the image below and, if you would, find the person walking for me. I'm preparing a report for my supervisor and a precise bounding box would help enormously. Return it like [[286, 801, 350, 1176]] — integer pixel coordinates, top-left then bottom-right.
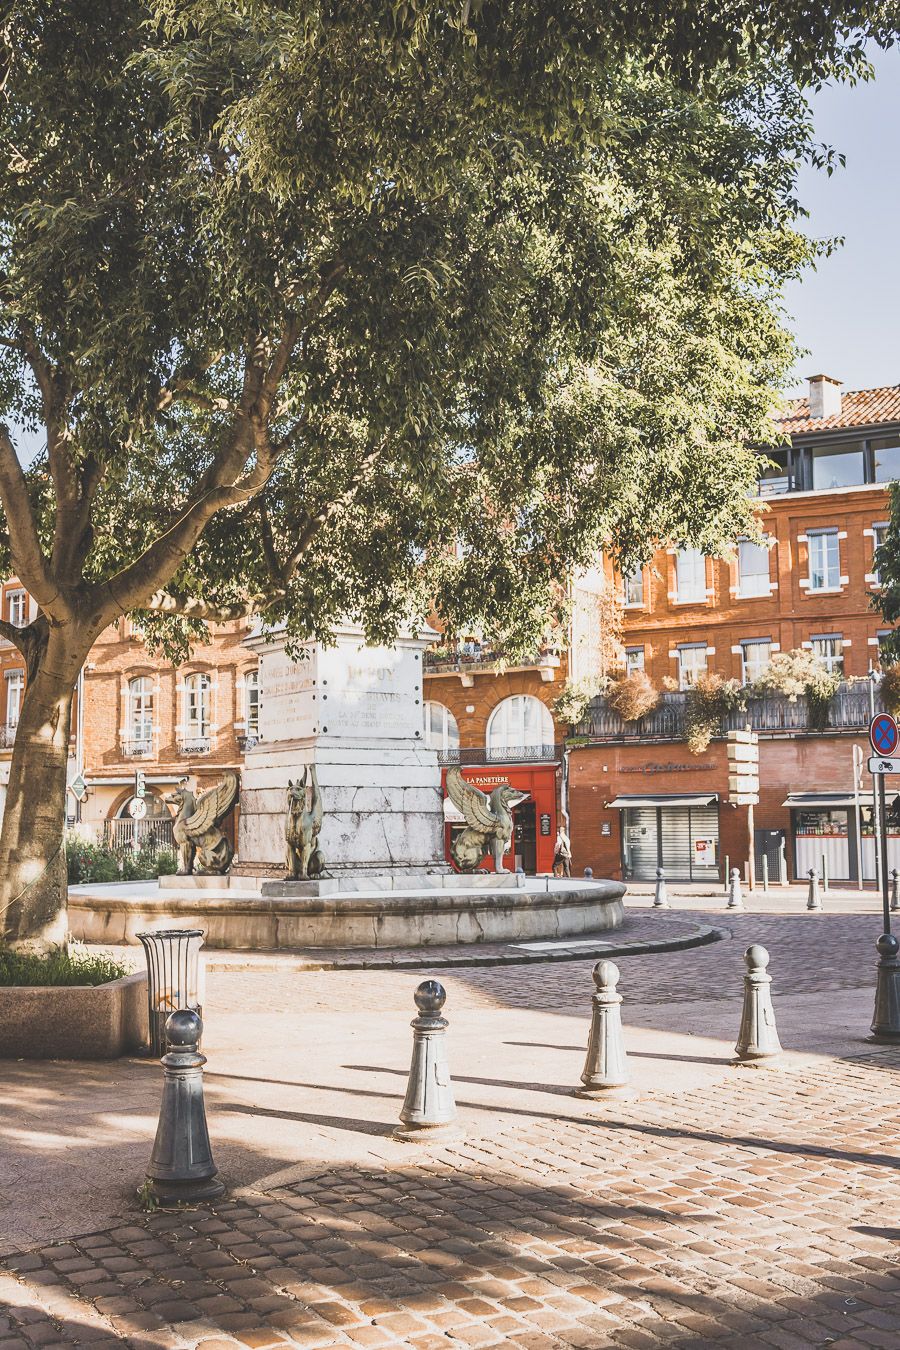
[[554, 826, 572, 878]]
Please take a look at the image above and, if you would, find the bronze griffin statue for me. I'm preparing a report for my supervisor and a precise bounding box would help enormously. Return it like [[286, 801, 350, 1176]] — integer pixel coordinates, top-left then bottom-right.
[[165, 773, 239, 875], [285, 765, 326, 879], [444, 766, 529, 873]]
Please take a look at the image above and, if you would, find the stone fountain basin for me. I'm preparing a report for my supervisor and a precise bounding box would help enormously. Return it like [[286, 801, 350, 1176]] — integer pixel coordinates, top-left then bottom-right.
[[68, 875, 625, 951]]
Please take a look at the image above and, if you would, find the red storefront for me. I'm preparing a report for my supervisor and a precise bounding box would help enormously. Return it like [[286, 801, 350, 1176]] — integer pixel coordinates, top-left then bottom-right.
[[440, 762, 559, 874]]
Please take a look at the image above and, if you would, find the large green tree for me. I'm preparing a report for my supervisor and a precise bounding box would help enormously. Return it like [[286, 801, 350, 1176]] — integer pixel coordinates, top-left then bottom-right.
[[0, 0, 893, 941]]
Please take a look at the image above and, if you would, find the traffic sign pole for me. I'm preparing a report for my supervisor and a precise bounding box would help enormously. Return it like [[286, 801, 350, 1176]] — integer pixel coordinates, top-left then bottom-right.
[[879, 772, 891, 938]]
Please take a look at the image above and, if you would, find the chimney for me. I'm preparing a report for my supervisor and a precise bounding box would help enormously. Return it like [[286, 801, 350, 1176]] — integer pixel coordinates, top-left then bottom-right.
[[807, 374, 842, 419]]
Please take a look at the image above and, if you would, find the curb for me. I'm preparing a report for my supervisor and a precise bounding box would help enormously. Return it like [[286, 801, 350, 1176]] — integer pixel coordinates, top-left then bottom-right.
[[206, 922, 725, 973]]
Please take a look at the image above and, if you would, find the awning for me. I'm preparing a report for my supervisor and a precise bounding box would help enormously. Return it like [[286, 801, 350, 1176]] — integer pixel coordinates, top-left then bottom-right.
[[607, 794, 719, 809], [783, 792, 877, 809]]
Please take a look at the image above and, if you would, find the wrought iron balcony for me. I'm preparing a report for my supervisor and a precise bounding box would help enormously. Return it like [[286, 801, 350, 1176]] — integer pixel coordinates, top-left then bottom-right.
[[424, 644, 562, 676], [436, 742, 561, 766], [121, 737, 154, 757], [0, 723, 16, 749], [178, 736, 212, 756], [577, 683, 881, 745]]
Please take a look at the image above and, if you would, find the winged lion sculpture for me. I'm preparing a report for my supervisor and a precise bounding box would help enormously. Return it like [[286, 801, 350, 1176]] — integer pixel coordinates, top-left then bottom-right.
[[285, 765, 326, 879], [165, 773, 239, 875], [445, 766, 530, 873]]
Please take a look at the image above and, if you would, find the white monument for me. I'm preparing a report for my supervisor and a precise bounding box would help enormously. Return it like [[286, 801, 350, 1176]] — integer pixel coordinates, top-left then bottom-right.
[[237, 621, 448, 876]]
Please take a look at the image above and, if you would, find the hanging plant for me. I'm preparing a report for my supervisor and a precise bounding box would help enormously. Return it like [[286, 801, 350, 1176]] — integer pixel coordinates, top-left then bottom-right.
[[606, 671, 659, 722], [753, 648, 841, 731], [684, 673, 746, 755], [551, 677, 605, 727]]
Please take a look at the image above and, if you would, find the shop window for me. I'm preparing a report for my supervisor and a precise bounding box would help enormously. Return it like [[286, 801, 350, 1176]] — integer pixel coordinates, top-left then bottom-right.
[[425, 701, 459, 751], [741, 640, 772, 685], [737, 538, 771, 597], [809, 442, 865, 491], [244, 670, 260, 736], [623, 569, 644, 607], [795, 808, 848, 838], [7, 589, 26, 627], [486, 695, 554, 758], [677, 644, 707, 690], [873, 437, 900, 484], [811, 634, 844, 676], [127, 676, 154, 746], [807, 529, 840, 591], [872, 521, 889, 584], [624, 646, 644, 675], [674, 548, 706, 603], [5, 669, 23, 727]]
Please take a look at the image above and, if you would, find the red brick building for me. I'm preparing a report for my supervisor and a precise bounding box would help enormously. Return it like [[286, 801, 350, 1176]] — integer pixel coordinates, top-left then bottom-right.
[[570, 377, 900, 885]]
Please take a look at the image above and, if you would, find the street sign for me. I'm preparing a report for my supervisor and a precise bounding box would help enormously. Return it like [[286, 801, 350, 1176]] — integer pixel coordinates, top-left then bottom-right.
[[69, 772, 87, 802], [135, 768, 147, 799], [868, 756, 900, 775], [869, 713, 899, 757], [127, 796, 148, 819]]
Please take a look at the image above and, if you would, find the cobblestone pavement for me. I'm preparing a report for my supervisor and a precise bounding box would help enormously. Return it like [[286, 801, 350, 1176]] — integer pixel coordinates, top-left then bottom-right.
[[1, 907, 898, 1348]]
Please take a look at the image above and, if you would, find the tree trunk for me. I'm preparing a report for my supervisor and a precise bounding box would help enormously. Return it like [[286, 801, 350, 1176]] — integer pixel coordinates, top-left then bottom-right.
[[0, 626, 88, 946]]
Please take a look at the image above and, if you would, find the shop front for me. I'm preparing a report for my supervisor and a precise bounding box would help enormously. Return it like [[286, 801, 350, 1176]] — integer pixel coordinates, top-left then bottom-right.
[[609, 793, 720, 882], [441, 762, 558, 874], [785, 790, 900, 882]]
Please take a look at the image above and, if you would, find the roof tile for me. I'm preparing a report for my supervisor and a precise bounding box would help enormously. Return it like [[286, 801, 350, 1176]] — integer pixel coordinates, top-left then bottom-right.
[[778, 385, 900, 435]]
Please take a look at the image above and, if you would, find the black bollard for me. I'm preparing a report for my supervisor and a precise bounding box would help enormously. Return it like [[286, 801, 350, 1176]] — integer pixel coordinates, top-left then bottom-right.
[[394, 981, 462, 1142], [734, 945, 782, 1064], [143, 1009, 225, 1206], [871, 933, 900, 1041]]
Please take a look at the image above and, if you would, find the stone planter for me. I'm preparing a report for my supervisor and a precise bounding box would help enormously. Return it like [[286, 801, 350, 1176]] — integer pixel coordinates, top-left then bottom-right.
[[0, 972, 148, 1060]]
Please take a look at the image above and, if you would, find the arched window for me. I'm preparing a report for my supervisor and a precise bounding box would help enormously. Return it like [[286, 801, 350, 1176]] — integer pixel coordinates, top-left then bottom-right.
[[182, 672, 212, 750], [424, 701, 459, 751], [244, 670, 260, 737], [486, 695, 554, 759], [127, 676, 154, 749]]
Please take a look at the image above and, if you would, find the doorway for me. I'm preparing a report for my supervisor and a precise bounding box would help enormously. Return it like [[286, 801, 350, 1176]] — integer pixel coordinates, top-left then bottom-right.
[[513, 799, 537, 874]]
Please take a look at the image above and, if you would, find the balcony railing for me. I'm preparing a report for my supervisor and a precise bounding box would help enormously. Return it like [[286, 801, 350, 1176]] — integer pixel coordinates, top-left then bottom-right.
[[121, 737, 153, 757], [577, 683, 882, 744], [178, 736, 212, 756], [425, 644, 562, 675], [437, 742, 562, 766], [0, 723, 16, 749]]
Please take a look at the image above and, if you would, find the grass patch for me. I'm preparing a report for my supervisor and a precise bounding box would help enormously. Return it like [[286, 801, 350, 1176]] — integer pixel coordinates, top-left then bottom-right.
[[0, 944, 131, 987]]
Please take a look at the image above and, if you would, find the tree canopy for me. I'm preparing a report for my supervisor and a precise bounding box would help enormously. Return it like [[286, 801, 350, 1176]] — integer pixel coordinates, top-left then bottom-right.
[[3, 0, 881, 663]]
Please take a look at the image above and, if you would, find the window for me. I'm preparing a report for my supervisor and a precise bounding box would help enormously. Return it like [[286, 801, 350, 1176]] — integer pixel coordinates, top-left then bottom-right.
[[183, 672, 211, 738], [873, 438, 900, 484], [7, 590, 26, 627], [675, 548, 706, 603], [757, 448, 791, 496], [623, 569, 644, 607], [624, 646, 645, 675], [807, 529, 840, 590], [811, 635, 844, 676], [741, 640, 772, 684], [677, 644, 707, 690], [737, 538, 771, 597], [127, 676, 154, 742], [244, 670, 260, 736], [425, 701, 459, 751], [5, 669, 23, 727], [872, 522, 889, 584], [809, 442, 865, 491], [486, 695, 554, 756], [877, 631, 894, 667]]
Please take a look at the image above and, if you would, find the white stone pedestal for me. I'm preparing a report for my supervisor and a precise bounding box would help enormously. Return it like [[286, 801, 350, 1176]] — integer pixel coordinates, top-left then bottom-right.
[[237, 622, 447, 875]]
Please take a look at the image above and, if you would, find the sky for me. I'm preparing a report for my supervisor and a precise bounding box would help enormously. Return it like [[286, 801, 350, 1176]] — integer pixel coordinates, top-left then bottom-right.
[[784, 43, 900, 396]]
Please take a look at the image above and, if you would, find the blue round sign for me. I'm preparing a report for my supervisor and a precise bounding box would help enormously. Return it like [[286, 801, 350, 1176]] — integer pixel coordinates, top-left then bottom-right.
[[870, 713, 899, 756]]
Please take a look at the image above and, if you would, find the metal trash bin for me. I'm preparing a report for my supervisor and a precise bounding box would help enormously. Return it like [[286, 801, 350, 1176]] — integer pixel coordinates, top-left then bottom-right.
[[137, 929, 205, 1057]]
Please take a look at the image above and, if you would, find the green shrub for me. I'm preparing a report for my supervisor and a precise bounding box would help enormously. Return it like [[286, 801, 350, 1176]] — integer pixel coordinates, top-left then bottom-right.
[[552, 677, 605, 726], [65, 835, 178, 884], [0, 944, 131, 987]]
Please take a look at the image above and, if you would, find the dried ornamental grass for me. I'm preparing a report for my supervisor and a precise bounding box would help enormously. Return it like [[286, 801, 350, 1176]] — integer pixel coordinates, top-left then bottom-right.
[[607, 671, 659, 722]]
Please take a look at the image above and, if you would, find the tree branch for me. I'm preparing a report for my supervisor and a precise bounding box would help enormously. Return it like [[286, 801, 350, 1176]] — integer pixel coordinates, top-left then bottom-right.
[[0, 422, 57, 609], [0, 618, 29, 656], [144, 588, 282, 624]]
